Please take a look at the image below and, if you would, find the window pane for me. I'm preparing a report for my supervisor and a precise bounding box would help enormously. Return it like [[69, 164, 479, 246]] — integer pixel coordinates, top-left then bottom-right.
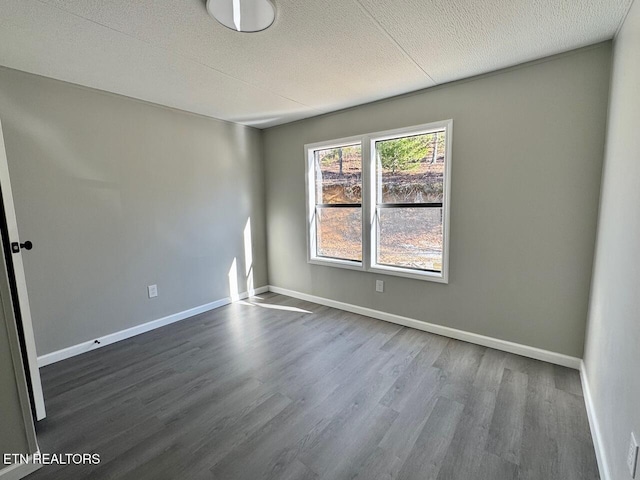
[[375, 131, 445, 204], [315, 144, 361, 204], [377, 207, 442, 271], [316, 207, 362, 261]]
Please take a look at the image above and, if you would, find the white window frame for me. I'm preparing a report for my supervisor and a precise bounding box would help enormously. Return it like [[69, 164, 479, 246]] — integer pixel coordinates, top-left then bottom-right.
[[305, 135, 365, 271], [305, 119, 452, 283]]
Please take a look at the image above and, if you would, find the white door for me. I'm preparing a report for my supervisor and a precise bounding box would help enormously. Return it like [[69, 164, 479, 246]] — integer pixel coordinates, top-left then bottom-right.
[[0, 118, 46, 420]]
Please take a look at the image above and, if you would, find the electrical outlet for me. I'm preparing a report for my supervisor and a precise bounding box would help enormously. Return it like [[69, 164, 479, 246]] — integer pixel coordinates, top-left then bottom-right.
[[148, 284, 158, 298], [628, 433, 639, 478], [375, 280, 384, 293]]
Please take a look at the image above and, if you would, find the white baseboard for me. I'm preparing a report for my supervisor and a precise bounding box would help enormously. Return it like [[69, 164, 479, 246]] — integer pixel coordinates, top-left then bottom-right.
[[0, 453, 41, 480], [268, 285, 581, 370], [37, 286, 269, 367], [580, 361, 610, 480]]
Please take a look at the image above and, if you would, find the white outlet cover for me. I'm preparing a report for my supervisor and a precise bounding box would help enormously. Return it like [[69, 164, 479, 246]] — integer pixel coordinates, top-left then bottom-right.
[[376, 280, 384, 293], [148, 285, 158, 298], [629, 432, 639, 478]]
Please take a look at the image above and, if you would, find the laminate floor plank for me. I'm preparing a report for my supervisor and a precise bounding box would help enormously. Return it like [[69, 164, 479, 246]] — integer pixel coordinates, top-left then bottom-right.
[[189, 392, 293, 468], [554, 389, 600, 480], [396, 396, 465, 480], [436, 387, 497, 480], [28, 293, 599, 480], [553, 364, 584, 397], [209, 349, 395, 480], [476, 453, 519, 480], [352, 447, 403, 480], [486, 369, 528, 465], [379, 340, 447, 411], [378, 372, 441, 463], [302, 404, 398, 480], [518, 371, 559, 480], [473, 348, 507, 393]]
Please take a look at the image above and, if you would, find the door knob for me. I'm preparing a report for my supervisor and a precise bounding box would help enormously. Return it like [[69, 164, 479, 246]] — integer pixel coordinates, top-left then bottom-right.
[[11, 241, 33, 253]]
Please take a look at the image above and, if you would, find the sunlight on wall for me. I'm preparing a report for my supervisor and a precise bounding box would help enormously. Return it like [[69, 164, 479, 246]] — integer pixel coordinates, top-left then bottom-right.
[[227, 218, 255, 304], [244, 218, 254, 294], [228, 257, 240, 302]]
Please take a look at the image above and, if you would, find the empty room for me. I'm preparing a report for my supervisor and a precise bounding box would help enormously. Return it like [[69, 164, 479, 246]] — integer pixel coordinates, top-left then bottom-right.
[[0, 0, 639, 479]]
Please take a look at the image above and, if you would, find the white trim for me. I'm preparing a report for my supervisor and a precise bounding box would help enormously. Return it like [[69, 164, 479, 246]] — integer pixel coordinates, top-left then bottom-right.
[[304, 135, 365, 271], [0, 240, 38, 450], [304, 120, 452, 284], [580, 361, 611, 480], [268, 285, 581, 369], [308, 258, 363, 271], [304, 136, 365, 153], [368, 119, 452, 284], [0, 118, 46, 420], [0, 453, 41, 480], [368, 264, 448, 283], [37, 286, 269, 367], [363, 135, 373, 277]]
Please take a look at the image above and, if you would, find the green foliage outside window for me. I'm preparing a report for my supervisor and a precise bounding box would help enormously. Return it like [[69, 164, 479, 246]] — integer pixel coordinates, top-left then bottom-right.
[[377, 132, 444, 174]]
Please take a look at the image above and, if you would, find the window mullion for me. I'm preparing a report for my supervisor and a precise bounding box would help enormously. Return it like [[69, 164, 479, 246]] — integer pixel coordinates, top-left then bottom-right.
[[362, 135, 373, 271]]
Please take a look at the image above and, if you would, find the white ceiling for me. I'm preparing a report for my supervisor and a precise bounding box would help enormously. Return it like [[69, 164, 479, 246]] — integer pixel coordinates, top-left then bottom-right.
[[0, 0, 632, 128]]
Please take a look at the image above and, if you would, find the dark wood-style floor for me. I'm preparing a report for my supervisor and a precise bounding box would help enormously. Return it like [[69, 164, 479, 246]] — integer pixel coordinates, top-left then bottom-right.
[[29, 293, 599, 480]]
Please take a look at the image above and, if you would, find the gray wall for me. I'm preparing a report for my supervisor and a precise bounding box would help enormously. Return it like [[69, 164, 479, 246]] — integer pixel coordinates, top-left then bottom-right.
[[264, 44, 612, 358], [0, 67, 268, 356], [583, 2, 640, 478]]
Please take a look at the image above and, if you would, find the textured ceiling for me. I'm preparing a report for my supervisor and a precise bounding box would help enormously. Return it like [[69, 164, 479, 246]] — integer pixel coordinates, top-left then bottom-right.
[[0, 0, 632, 127]]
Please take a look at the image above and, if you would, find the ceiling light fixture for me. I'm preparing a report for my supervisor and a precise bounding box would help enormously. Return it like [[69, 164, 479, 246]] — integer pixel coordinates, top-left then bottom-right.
[[206, 0, 276, 33]]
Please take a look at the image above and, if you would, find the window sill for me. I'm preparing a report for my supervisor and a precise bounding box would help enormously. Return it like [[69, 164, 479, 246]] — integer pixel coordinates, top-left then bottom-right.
[[369, 264, 448, 283], [308, 257, 364, 272], [307, 257, 448, 283]]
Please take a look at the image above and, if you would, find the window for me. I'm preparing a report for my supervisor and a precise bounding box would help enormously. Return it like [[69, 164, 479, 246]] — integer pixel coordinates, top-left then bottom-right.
[[372, 128, 447, 276], [306, 138, 363, 269], [305, 120, 451, 282]]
